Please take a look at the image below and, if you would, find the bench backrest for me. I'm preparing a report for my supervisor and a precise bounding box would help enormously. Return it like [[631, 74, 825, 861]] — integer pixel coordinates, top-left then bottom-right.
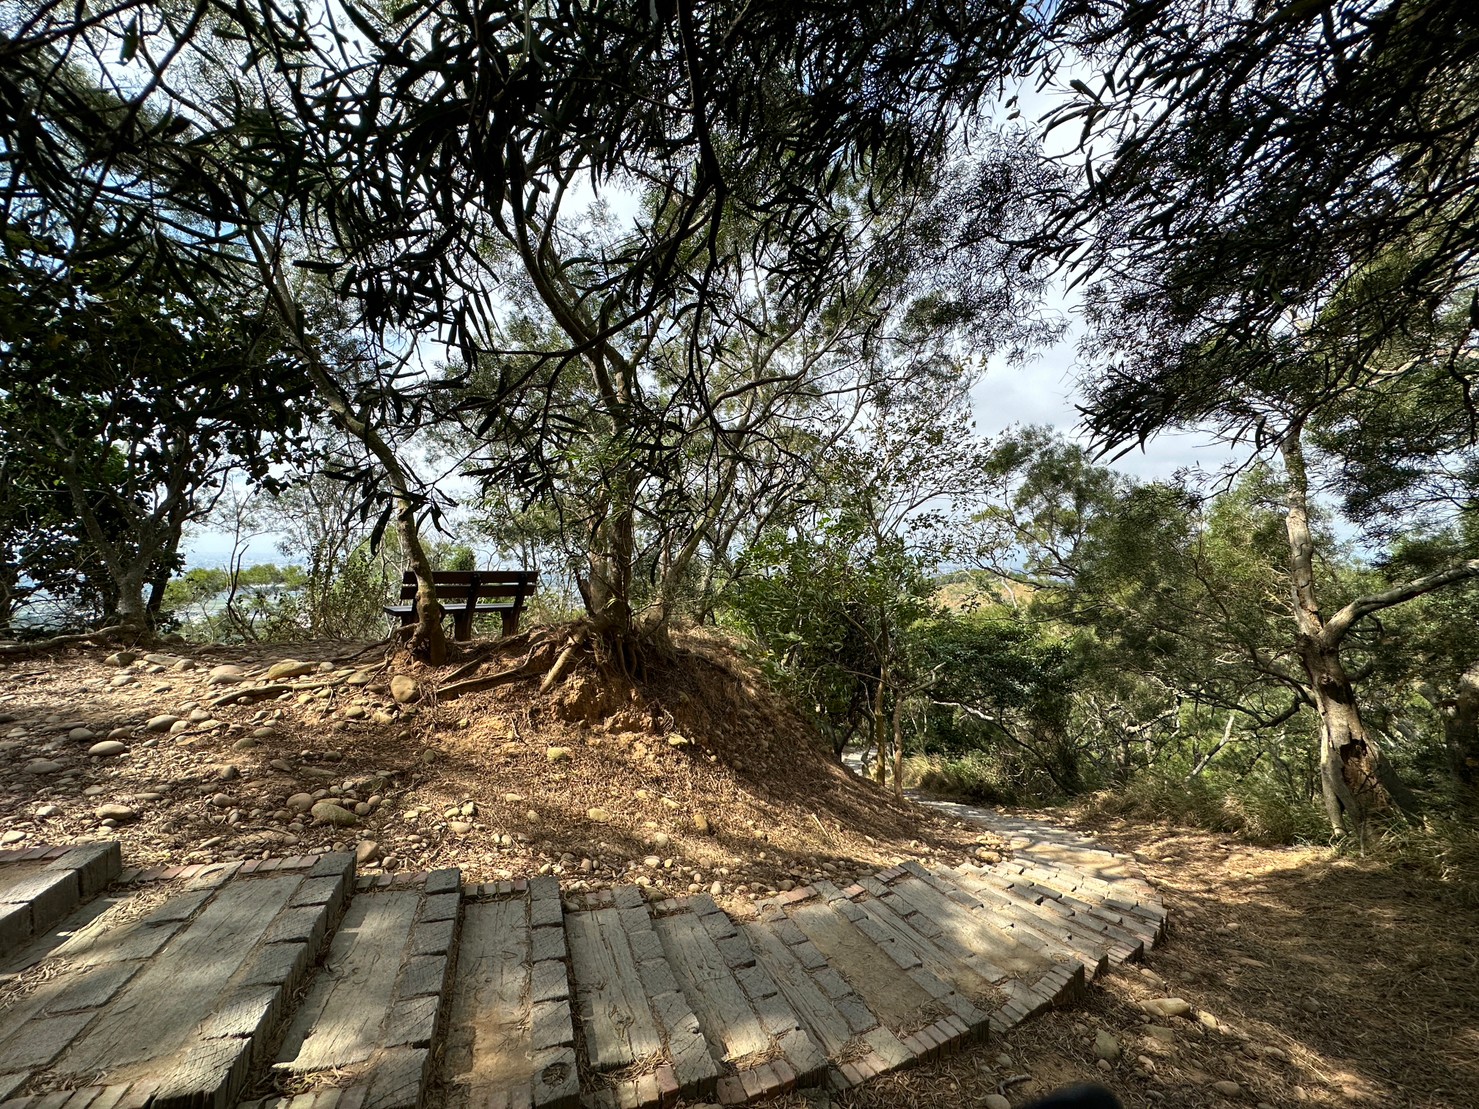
[[396, 570, 539, 602]]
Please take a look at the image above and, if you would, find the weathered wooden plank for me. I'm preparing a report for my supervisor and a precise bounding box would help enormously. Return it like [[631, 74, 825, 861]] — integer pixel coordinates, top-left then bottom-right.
[[785, 902, 934, 1033], [652, 911, 769, 1064], [885, 875, 1047, 979], [442, 899, 532, 1109], [275, 891, 421, 1074], [57, 875, 300, 1077], [740, 921, 857, 1055], [565, 909, 664, 1072], [958, 868, 1146, 956], [149, 1035, 251, 1109], [364, 1046, 428, 1109], [936, 869, 1112, 975], [840, 888, 1005, 1009]]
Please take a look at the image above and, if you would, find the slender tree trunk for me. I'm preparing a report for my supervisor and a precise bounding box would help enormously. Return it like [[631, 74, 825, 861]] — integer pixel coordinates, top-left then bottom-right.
[[890, 693, 906, 799], [1445, 664, 1479, 789], [112, 567, 152, 637], [245, 223, 447, 665], [1281, 425, 1392, 834], [872, 677, 888, 787]]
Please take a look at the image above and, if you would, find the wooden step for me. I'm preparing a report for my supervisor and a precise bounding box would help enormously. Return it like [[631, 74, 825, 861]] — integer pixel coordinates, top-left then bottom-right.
[[1007, 857, 1165, 937], [863, 866, 1086, 1029], [439, 877, 578, 1109], [651, 895, 826, 1104], [997, 861, 1164, 946], [741, 905, 912, 1090], [957, 865, 1148, 963], [243, 868, 461, 1109], [0, 843, 121, 958], [0, 854, 352, 1109], [565, 885, 715, 1109], [921, 864, 1114, 977], [790, 882, 990, 1065], [896, 862, 1110, 981]]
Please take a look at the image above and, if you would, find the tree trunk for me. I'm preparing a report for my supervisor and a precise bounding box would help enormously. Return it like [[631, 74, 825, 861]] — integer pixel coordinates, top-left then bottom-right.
[[890, 693, 906, 799], [112, 567, 152, 637], [872, 677, 888, 787], [1281, 425, 1392, 834], [1445, 664, 1479, 789], [244, 223, 447, 666], [1299, 638, 1389, 830], [393, 491, 447, 664]]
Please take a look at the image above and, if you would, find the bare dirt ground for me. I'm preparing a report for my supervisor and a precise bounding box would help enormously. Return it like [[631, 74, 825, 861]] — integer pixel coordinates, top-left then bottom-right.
[[803, 813, 1479, 1109], [4, 631, 1475, 1108], [0, 630, 992, 911]]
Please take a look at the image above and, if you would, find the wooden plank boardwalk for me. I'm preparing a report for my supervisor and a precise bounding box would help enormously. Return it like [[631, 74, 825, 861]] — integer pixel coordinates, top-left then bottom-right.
[[0, 811, 1164, 1109]]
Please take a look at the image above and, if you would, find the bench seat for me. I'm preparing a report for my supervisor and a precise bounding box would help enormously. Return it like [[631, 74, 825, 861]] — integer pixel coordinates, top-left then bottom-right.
[[383, 570, 537, 641]]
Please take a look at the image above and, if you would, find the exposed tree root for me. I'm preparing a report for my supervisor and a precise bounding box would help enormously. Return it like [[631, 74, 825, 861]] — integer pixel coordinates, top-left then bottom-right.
[[539, 630, 587, 694], [334, 640, 392, 664], [209, 678, 343, 708], [0, 624, 132, 657], [439, 632, 538, 686], [438, 659, 552, 700]]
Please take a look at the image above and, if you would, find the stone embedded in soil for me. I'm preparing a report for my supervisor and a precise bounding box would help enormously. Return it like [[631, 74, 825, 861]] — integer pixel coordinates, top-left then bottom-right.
[[88, 740, 128, 757], [355, 840, 381, 864], [311, 800, 358, 827], [692, 811, 713, 835], [389, 674, 418, 703], [1094, 1029, 1122, 1061], [68, 727, 96, 742], [546, 746, 571, 762], [1210, 1081, 1243, 1098], [984, 1097, 1010, 1109], [448, 821, 473, 835], [1143, 997, 1193, 1019], [105, 650, 138, 667], [587, 807, 611, 823], [95, 803, 138, 822], [145, 714, 180, 732], [265, 659, 317, 680], [24, 759, 63, 774], [1144, 1025, 1176, 1043], [208, 664, 246, 685]]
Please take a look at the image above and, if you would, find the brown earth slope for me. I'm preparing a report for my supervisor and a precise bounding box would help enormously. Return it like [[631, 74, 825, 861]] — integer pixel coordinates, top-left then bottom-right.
[[0, 628, 991, 908]]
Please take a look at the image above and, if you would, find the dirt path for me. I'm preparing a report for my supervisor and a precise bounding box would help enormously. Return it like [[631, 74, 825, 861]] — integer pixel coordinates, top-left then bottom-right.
[[805, 799, 1479, 1109]]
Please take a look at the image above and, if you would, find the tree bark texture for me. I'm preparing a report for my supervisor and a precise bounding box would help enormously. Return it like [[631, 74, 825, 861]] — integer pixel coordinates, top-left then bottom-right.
[[1281, 425, 1392, 833]]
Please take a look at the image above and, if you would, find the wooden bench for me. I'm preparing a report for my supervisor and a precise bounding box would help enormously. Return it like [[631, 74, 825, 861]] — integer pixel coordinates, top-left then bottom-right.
[[383, 570, 538, 641]]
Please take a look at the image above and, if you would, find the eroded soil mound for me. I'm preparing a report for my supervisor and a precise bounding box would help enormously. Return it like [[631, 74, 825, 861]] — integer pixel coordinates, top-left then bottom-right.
[[0, 626, 991, 908]]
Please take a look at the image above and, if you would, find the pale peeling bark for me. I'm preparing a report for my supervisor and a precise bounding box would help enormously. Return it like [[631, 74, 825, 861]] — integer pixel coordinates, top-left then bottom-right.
[[1281, 425, 1391, 833]]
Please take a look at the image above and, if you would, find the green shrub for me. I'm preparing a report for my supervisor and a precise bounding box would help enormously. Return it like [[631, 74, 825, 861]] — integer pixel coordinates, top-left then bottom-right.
[[1076, 770, 1329, 845], [1375, 814, 1479, 906]]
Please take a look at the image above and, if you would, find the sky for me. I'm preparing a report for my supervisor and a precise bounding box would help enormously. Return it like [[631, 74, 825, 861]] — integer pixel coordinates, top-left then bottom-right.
[[180, 322, 1242, 570]]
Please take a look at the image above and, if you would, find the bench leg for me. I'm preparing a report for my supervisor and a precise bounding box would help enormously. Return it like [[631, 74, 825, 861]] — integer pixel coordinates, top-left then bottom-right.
[[452, 609, 474, 642], [500, 610, 520, 637]]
